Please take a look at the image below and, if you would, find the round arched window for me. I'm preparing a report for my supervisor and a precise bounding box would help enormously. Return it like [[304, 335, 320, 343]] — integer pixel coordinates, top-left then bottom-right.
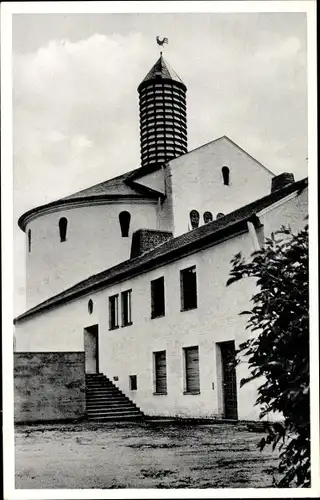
[[216, 213, 225, 219], [88, 299, 93, 314], [119, 211, 131, 237], [203, 211, 213, 224], [222, 166, 230, 186], [59, 217, 68, 242], [28, 229, 32, 253], [189, 210, 200, 230]]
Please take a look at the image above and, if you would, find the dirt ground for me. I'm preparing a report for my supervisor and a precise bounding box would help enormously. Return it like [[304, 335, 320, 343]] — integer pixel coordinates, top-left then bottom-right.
[[15, 420, 280, 489]]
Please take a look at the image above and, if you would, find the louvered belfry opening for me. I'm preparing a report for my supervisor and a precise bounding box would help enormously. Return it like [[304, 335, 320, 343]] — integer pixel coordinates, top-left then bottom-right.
[[138, 54, 188, 168]]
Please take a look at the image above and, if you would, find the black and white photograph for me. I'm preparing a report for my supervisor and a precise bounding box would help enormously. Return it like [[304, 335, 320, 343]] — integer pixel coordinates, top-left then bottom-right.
[[1, 0, 319, 496]]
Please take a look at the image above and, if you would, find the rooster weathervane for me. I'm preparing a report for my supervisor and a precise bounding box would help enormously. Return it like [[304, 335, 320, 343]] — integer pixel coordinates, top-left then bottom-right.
[[156, 36, 169, 52]]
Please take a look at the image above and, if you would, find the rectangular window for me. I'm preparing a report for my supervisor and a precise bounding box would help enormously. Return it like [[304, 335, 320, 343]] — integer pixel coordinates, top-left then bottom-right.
[[129, 375, 137, 390], [121, 289, 132, 327], [109, 294, 119, 330], [154, 350, 167, 394], [151, 277, 165, 318], [184, 346, 200, 394], [180, 266, 197, 311]]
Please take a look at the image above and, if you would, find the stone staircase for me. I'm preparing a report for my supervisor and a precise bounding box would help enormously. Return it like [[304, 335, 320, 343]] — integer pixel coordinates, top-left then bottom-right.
[[85, 373, 144, 421]]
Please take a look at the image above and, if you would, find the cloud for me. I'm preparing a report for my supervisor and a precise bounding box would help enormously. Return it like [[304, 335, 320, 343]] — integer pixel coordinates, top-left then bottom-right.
[[13, 33, 152, 214]]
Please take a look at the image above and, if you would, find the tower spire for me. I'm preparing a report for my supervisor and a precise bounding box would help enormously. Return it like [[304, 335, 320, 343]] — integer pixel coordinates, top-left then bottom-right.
[[137, 53, 187, 169]]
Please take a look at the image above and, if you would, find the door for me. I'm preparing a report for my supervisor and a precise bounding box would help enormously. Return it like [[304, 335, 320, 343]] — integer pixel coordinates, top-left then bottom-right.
[[220, 341, 238, 419], [84, 325, 99, 374]]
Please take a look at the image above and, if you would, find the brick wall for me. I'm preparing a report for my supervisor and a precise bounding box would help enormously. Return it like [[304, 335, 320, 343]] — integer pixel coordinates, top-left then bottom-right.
[[130, 229, 173, 258], [14, 352, 86, 423]]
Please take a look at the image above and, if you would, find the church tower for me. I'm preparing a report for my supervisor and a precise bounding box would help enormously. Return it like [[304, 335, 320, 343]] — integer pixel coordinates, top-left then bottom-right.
[[138, 53, 188, 168]]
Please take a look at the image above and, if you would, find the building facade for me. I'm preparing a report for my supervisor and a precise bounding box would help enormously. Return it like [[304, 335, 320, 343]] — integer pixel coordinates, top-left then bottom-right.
[[14, 53, 308, 423]]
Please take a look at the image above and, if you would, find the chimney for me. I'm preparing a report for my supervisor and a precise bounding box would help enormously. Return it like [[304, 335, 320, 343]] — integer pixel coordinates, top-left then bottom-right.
[[130, 229, 173, 259], [271, 172, 295, 193]]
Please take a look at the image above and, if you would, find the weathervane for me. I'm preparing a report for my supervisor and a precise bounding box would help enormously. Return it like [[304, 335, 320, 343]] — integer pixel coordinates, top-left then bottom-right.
[[156, 36, 168, 55]]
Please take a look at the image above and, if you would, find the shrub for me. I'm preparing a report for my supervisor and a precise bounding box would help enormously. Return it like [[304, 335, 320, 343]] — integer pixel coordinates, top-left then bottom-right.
[[227, 224, 310, 487]]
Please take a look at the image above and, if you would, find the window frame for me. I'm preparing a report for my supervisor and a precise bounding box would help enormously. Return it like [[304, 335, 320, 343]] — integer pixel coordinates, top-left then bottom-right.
[[59, 217, 68, 242], [180, 266, 198, 312], [151, 276, 165, 319], [222, 166, 230, 186], [129, 375, 137, 391], [121, 289, 132, 327], [183, 345, 200, 394], [153, 350, 168, 395], [119, 211, 131, 238], [109, 294, 119, 330], [27, 228, 32, 253]]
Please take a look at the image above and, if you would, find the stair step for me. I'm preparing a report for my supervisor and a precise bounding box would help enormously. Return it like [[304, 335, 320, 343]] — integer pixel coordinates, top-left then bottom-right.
[[86, 382, 116, 389], [87, 407, 141, 415], [86, 386, 115, 391], [87, 391, 126, 399], [85, 372, 144, 421], [86, 388, 123, 393], [88, 410, 141, 419], [87, 401, 135, 408], [88, 414, 143, 421], [86, 393, 128, 399], [86, 400, 135, 407], [86, 388, 116, 392]]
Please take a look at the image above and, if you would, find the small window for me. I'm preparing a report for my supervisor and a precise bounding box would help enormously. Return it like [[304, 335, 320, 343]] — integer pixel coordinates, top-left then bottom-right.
[[59, 217, 68, 242], [203, 211, 213, 224], [216, 212, 225, 219], [88, 299, 93, 314], [109, 294, 119, 330], [121, 289, 132, 327], [151, 277, 165, 319], [119, 211, 131, 237], [189, 210, 200, 230], [184, 346, 200, 394], [180, 266, 197, 311], [222, 166, 230, 186], [154, 351, 167, 394], [27, 229, 32, 253], [129, 375, 137, 391]]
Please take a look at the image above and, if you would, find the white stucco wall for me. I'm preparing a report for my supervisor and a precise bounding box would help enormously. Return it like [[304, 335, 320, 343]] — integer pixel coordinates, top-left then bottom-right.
[[15, 188, 308, 421], [133, 169, 165, 195], [25, 200, 159, 308], [168, 136, 274, 235], [16, 228, 260, 421], [259, 187, 308, 235]]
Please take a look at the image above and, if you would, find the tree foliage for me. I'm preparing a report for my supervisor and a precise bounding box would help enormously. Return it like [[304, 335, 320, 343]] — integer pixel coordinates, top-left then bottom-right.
[[227, 224, 310, 487]]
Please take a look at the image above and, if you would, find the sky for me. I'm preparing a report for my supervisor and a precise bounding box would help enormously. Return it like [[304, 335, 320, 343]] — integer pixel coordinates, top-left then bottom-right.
[[12, 11, 308, 315]]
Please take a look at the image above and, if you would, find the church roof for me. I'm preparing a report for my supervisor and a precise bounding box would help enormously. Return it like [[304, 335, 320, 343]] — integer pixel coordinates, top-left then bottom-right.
[[17, 168, 162, 231], [60, 170, 148, 200], [139, 54, 186, 89], [14, 177, 308, 324]]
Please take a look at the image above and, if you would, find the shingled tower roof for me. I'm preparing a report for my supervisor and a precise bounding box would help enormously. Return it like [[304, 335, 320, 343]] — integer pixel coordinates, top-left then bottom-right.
[[139, 54, 185, 89]]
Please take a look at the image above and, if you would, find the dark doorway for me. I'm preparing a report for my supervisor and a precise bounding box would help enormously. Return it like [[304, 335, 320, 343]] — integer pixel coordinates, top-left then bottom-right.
[[84, 325, 99, 374], [220, 340, 238, 419]]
